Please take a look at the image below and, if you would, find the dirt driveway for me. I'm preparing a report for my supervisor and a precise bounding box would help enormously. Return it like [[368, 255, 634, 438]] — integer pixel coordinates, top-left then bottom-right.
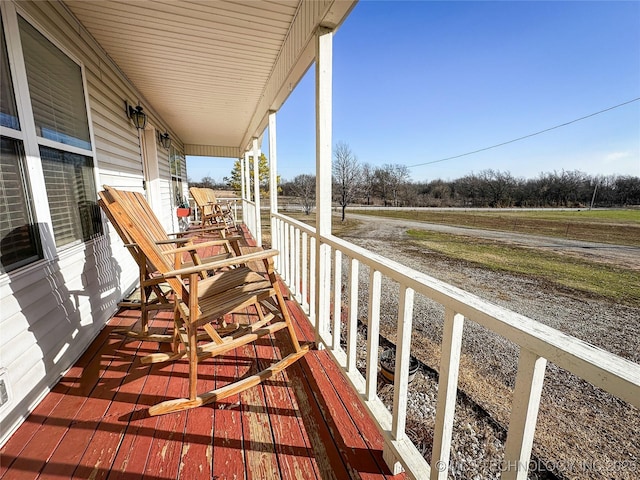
[[346, 212, 640, 270]]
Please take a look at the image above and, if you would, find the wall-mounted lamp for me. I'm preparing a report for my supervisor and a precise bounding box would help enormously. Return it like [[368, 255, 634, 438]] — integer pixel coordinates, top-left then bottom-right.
[[158, 131, 171, 150], [125, 101, 147, 129]]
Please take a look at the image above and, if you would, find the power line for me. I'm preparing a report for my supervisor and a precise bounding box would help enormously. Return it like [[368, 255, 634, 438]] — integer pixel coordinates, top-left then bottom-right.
[[407, 97, 640, 168]]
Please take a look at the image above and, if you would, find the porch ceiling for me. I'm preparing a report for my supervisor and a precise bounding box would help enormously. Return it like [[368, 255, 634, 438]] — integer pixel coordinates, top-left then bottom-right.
[[63, 0, 356, 156]]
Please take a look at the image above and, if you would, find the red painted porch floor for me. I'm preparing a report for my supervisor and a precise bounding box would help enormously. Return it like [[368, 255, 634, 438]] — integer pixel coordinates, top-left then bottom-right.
[[0, 279, 403, 479]]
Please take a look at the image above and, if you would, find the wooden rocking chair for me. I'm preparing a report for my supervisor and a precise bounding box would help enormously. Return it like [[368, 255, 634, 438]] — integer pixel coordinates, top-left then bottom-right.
[[100, 185, 309, 416], [190, 186, 236, 232], [99, 189, 239, 342], [203, 187, 237, 231]]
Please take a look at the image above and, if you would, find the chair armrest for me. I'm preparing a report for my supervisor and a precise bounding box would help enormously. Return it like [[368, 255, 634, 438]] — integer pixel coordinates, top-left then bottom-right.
[[162, 239, 236, 255], [163, 249, 278, 277], [181, 225, 226, 235], [155, 237, 192, 245]]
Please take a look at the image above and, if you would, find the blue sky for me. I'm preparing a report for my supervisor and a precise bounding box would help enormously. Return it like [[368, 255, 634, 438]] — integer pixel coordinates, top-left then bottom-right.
[[187, 0, 640, 183]]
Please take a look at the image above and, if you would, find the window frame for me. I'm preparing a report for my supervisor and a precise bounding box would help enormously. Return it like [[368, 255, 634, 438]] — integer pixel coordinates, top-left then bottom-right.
[[0, 2, 102, 275]]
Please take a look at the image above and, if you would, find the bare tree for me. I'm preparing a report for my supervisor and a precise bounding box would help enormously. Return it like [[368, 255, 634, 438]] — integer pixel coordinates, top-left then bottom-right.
[[332, 142, 362, 221], [290, 174, 315, 215], [361, 163, 375, 205], [375, 164, 409, 206], [389, 164, 410, 206]]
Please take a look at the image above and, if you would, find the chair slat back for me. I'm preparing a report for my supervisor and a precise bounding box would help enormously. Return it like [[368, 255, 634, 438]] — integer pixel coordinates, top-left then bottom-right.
[[190, 187, 214, 218], [100, 186, 191, 306]]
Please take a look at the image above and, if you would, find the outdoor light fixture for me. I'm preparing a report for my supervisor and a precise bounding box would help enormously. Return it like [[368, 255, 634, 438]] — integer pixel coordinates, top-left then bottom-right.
[[125, 101, 147, 129], [158, 131, 171, 150]]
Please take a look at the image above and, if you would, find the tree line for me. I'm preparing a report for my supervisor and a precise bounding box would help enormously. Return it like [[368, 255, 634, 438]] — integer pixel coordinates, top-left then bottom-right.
[[279, 143, 640, 214], [189, 144, 640, 214]]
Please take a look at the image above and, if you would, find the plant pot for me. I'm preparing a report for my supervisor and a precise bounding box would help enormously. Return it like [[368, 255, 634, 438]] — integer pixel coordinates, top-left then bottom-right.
[[380, 348, 419, 384], [176, 207, 191, 218]]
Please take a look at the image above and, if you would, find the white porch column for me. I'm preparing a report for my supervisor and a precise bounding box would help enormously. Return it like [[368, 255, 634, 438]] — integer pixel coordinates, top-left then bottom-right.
[[240, 156, 246, 224], [268, 111, 279, 262], [252, 137, 262, 247], [314, 27, 333, 346], [244, 151, 251, 201], [244, 150, 251, 232]]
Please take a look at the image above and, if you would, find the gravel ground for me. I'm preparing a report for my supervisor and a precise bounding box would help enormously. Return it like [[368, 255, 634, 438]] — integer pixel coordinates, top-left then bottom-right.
[[337, 215, 639, 480]]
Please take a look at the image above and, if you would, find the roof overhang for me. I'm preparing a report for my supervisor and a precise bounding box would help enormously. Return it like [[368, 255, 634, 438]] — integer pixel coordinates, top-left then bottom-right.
[[63, 0, 357, 157]]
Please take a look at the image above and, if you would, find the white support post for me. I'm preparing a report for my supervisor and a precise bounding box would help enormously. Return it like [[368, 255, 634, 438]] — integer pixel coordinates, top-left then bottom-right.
[[314, 26, 333, 348], [244, 151, 251, 201], [252, 138, 262, 247], [240, 156, 246, 223], [502, 349, 547, 480], [268, 111, 278, 263], [244, 151, 251, 231], [431, 309, 465, 480]]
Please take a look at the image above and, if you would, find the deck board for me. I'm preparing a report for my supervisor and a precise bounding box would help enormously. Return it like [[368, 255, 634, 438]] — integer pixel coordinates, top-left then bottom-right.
[[212, 347, 245, 479], [1, 227, 404, 480]]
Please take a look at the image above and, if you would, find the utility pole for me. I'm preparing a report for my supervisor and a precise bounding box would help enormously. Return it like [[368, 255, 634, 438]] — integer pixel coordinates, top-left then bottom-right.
[[589, 183, 598, 210]]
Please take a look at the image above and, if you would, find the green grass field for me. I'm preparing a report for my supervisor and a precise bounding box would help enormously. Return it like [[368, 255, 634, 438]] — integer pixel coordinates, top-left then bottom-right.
[[405, 229, 639, 307], [270, 209, 639, 307], [350, 208, 640, 246]]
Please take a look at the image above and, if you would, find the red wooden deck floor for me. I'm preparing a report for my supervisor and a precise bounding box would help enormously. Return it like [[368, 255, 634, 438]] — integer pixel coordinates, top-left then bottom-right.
[[0, 231, 405, 479]]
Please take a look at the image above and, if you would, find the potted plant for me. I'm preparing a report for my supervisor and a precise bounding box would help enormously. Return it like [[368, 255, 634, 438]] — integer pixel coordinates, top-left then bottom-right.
[[380, 348, 419, 384], [176, 195, 191, 218]]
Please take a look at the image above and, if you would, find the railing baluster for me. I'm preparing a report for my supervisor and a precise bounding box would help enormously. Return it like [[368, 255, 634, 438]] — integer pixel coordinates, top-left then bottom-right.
[[282, 221, 289, 285], [366, 269, 382, 401], [502, 349, 547, 480], [316, 242, 332, 345], [276, 218, 287, 274], [276, 217, 282, 274], [332, 249, 342, 351], [392, 285, 415, 437], [309, 236, 316, 327], [289, 224, 295, 290], [431, 308, 464, 480], [346, 257, 359, 374], [301, 231, 309, 312], [294, 227, 301, 302]]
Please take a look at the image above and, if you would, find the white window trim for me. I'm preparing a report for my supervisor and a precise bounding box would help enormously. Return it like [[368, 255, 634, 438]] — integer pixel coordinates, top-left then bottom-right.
[[0, 1, 101, 269]]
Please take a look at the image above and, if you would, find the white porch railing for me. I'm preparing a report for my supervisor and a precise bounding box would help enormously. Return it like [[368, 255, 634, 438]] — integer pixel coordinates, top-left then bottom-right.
[[271, 212, 640, 480], [242, 199, 257, 238]]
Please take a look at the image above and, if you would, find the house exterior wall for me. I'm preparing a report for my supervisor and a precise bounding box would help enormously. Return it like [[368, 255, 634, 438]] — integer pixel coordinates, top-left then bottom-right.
[[0, 0, 186, 445]]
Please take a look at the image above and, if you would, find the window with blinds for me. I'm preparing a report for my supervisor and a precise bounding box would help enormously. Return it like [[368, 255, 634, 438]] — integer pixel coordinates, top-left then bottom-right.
[[0, 14, 19, 131], [40, 147, 101, 247], [0, 17, 41, 273], [18, 16, 91, 150], [0, 138, 41, 273], [170, 146, 186, 206], [16, 14, 101, 250]]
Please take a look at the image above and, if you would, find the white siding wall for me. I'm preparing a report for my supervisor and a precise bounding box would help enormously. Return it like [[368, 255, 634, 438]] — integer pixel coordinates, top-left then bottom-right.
[[0, 0, 184, 445]]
